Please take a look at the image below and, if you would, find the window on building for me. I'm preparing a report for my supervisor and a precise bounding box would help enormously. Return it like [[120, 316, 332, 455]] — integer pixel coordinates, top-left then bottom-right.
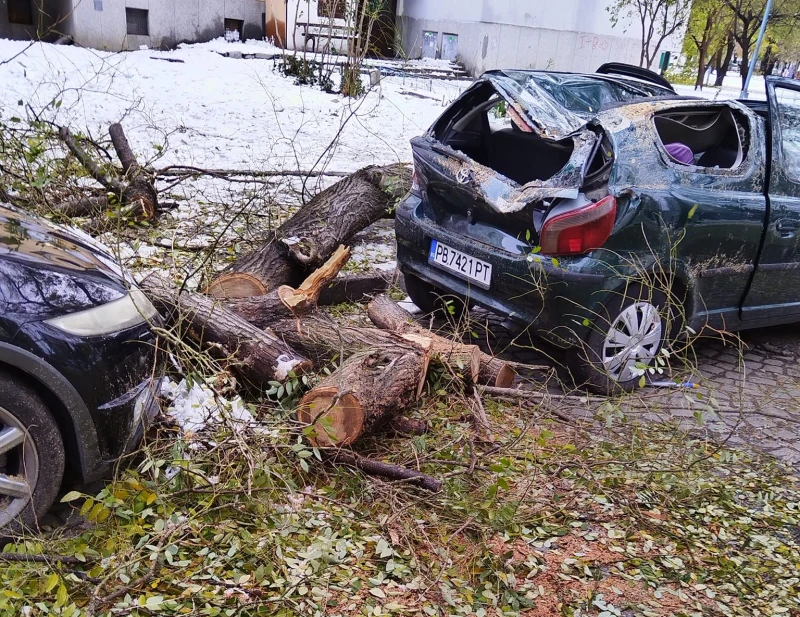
[[224, 18, 244, 41], [7, 0, 33, 25], [319, 0, 346, 20], [126, 8, 149, 36]]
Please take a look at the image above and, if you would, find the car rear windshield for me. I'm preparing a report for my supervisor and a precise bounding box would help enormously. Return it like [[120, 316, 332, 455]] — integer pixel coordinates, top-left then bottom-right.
[[498, 71, 673, 115]]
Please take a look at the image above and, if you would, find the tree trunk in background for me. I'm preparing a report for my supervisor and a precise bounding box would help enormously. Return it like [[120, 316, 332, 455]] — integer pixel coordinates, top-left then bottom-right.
[[714, 36, 735, 87], [207, 164, 410, 298]]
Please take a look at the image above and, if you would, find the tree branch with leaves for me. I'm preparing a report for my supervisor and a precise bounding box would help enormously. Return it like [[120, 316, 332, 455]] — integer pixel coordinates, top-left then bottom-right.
[[608, 0, 693, 69]]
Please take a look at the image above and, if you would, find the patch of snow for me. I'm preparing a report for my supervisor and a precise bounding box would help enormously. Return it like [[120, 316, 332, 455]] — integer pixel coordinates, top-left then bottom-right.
[[161, 377, 253, 434], [177, 37, 282, 57], [398, 296, 421, 314]]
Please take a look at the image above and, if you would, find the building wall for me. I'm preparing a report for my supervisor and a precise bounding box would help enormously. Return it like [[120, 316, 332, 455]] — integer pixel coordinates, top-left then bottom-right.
[[284, 0, 350, 53], [0, 0, 73, 41], [397, 0, 683, 74], [67, 0, 265, 51]]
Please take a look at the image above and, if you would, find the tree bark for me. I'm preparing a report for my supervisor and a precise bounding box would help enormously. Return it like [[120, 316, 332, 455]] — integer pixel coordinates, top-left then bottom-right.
[[142, 273, 312, 386], [224, 245, 351, 327], [108, 123, 157, 220], [366, 295, 516, 387], [714, 35, 735, 86], [297, 345, 428, 446], [207, 163, 411, 298]]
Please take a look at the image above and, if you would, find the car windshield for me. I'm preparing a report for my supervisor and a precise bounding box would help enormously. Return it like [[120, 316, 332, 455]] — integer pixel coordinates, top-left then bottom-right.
[[499, 71, 670, 114]]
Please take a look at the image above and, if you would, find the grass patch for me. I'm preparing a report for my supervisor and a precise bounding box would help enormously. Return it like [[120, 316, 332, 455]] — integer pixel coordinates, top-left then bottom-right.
[[1, 392, 798, 616]]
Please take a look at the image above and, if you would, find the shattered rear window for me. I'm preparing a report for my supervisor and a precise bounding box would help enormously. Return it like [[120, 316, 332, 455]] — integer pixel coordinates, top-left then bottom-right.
[[498, 71, 671, 115]]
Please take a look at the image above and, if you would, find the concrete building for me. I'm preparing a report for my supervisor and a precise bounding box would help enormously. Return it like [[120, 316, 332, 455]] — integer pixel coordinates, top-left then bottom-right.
[[396, 0, 684, 75], [1, 0, 265, 50]]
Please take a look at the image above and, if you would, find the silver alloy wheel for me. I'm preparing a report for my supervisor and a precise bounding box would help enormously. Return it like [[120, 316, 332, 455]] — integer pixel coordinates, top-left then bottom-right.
[[0, 406, 38, 529], [602, 301, 663, 382]]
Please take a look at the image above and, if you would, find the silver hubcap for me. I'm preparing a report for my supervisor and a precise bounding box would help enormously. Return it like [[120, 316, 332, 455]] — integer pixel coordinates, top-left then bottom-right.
[[0, 406, 38, 528], [602, 302, 663, 382]]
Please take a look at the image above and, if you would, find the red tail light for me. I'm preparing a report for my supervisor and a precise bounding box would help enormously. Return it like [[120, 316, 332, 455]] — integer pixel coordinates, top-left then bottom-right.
[[540, 195, 617, 256]]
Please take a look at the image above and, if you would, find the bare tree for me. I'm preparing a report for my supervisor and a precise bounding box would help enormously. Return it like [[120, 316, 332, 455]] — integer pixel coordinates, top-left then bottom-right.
[[608, 0, 693, 69]]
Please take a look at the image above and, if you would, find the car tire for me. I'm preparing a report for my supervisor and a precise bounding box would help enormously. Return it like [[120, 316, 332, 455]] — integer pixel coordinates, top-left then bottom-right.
[[0, 371, 65, 536], [403, 273, 467, 320], [572, 284, 670, 395]]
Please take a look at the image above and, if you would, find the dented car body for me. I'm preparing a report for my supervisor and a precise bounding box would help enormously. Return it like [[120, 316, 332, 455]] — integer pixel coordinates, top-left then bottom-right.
[[396, 67, 800, 391]]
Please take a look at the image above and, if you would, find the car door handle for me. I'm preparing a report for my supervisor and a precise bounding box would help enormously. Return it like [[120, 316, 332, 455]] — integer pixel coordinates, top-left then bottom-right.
[[776, 220, 798, 235]]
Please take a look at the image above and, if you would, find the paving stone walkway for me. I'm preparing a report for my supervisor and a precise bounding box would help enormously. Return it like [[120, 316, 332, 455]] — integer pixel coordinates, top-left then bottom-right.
[[429, 308, 800, 471]]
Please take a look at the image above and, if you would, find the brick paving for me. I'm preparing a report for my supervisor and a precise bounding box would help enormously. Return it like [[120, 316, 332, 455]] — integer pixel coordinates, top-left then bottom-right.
[[428, 308, 800, 471]]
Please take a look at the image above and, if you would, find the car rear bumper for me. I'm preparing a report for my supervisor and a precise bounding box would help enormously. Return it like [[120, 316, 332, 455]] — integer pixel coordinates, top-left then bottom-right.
[[395, 193, 615, 346]]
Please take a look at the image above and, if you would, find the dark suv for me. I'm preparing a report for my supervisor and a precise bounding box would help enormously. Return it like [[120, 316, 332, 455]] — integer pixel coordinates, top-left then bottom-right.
[[396, 64, 800, 392], [0, 204, 162, 533]]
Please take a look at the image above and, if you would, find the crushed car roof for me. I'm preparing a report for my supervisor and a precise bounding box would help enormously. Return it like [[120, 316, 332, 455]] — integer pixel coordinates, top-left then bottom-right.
[[481, 70, 680, 141]]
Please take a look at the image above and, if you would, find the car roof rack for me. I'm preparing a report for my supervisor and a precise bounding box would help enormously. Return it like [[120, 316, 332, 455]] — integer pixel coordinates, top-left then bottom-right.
[[596, 62, 675, 92]]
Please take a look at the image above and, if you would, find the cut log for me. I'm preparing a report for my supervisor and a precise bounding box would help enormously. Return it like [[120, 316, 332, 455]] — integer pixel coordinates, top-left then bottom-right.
[[55, 195, 109, 218], [367, 295, 516, 387], [297, 345, 427, 447], [224, 246, 351, 328], [207, 163, 411, 298], [142, 273, 312, 386]]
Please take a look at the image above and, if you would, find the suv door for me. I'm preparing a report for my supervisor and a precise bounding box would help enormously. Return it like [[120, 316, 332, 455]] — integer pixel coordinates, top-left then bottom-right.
[[743, 78, 800, 319]]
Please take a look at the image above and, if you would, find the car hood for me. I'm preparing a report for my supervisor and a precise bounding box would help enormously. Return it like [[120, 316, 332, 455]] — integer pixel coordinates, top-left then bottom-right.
[[0, 203, 127, 283], [0, 204, 131, 321]]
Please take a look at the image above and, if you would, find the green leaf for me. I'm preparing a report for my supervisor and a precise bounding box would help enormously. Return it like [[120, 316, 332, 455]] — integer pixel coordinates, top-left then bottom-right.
[[56, 584, 68, 607], [44, 573, 59, 593], [582, 318, 590, 326], [639, 375, 646, 388], [61, 491, 83, 503], [551, 257, 559, 267], [525, 229, 531, 242], [532, 246, 542, 254], [687, 204, 698, 219], [369, 587, 386, 598]]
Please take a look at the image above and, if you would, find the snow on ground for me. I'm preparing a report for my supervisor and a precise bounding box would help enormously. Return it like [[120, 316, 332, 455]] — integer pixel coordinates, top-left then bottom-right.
[[673, 71, 769, 101], [0, 38, 466, 280], [176, 37, 282, 56], [0, 38, 465, 173]]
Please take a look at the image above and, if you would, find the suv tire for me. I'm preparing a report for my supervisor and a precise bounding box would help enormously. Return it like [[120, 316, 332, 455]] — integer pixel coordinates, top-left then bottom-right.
[[0, 371, 65, 535]]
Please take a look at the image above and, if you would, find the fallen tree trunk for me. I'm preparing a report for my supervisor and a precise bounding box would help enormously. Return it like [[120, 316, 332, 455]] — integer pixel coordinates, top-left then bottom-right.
[[109, 123, 157, 220], [57, 123, 157, 220], [142, 274, 312, 386], [367, 295, 516, 388], [207, 163, 411, 298]]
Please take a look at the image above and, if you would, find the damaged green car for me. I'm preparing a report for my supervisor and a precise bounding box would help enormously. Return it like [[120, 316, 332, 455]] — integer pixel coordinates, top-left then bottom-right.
[[395, 64, 800, 393]]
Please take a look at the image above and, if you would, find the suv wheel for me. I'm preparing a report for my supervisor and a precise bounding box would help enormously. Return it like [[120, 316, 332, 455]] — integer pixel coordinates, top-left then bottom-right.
[[0, 372, 65, 535], [403, 273, 467, 320], [574, 284, 669, 394]]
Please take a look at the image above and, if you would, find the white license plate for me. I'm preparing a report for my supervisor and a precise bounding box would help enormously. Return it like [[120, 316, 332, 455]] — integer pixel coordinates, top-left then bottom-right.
[[428, 240, 492, 289]]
